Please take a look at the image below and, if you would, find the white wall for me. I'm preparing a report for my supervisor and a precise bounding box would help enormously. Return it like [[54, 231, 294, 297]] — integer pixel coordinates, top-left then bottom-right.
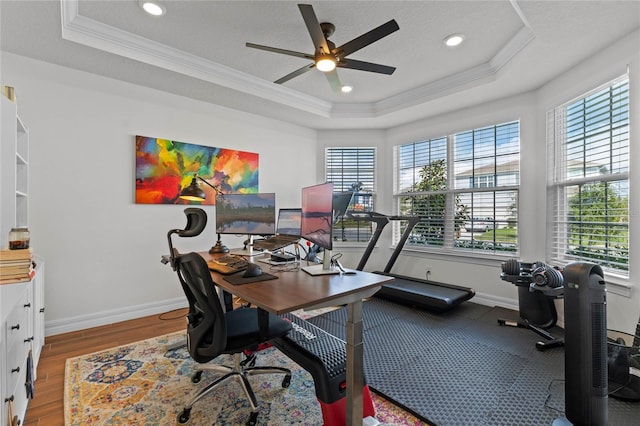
[[1, 53, 316, 335]]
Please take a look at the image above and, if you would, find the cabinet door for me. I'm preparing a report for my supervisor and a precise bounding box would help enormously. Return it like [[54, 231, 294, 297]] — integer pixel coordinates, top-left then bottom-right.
[[0, 344, 4, 426], [32, 259, 45, 368]]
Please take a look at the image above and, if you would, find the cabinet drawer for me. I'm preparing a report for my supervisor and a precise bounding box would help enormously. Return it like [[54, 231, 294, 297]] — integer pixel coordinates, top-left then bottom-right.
[[4, 355, 29, 426], [5, 290, 31, 349], [5, 349, 28, 399]]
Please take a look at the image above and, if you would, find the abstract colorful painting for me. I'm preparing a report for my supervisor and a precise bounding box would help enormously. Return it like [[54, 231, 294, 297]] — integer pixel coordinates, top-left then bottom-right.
[[135, 136, 259, 204]]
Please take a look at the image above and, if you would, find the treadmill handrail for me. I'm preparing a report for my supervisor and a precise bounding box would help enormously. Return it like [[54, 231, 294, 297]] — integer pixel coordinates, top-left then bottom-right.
[[383, 216, 420, 273], [347, 212, 420, 272], [347, 212, 390, 271]]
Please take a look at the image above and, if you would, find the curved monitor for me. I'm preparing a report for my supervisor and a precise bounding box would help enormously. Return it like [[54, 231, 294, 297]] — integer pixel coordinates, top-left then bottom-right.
[[301, 182, 334, 250], [215, 193, 276, 235]]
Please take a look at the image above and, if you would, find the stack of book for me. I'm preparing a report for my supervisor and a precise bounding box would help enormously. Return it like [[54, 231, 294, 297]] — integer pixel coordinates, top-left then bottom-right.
[[0, 248, 34, 284]]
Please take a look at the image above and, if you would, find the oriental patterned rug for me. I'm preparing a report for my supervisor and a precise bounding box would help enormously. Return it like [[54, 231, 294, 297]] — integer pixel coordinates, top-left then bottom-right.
[[64, 331, 428, 425]]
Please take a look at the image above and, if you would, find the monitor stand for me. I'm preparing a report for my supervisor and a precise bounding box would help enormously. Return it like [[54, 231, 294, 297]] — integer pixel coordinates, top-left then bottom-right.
[[302, 249, 340, 276], [229, 235, 264, 258]]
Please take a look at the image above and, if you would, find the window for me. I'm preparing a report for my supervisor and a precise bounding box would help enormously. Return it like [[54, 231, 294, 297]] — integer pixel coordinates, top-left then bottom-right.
[[548, 76, 629, 275], [394, 121, 520, 254], [473, 175, 495, 188], [325, 147, 376, 243]]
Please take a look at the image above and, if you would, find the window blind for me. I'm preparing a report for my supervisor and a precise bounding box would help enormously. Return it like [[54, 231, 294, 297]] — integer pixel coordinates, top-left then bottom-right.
[[394, 121, 520, 255], [548, 76, 629, 274], [325, 147, 376, 242], [325, 148, 375, 192]]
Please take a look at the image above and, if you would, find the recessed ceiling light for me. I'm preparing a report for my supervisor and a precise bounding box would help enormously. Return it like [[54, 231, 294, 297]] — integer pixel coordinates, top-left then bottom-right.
[[139, 1, 166, 16], [341, 85, 353, 93], [444, 33, 465, 47]]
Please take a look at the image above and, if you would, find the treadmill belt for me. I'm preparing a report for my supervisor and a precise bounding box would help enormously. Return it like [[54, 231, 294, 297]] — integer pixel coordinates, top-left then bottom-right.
[[374, 272, 475, 312]]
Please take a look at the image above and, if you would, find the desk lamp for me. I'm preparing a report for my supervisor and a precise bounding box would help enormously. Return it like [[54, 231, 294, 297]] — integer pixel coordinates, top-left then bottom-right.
[[179, 174, 229, 254]]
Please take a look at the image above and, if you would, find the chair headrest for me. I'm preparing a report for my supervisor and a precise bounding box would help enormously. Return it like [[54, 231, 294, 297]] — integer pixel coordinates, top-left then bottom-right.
[[179, 208, 207, 237]]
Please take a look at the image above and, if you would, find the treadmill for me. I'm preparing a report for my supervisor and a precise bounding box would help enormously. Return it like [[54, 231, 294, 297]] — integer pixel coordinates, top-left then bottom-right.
[[349, 212, 475, 313]]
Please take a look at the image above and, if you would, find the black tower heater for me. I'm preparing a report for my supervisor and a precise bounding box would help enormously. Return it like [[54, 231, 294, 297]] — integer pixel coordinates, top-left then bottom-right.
[[555, 262, 607, 425]]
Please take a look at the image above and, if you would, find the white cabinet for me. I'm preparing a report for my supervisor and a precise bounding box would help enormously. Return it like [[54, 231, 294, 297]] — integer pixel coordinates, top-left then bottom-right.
[[1, 89, 42, 425], [1, 93, 29, 247], [0, 260, 44, 426]]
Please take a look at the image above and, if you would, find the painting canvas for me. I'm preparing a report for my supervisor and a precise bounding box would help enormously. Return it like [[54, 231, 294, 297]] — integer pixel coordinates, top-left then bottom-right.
[[135, 136, 259, 204]]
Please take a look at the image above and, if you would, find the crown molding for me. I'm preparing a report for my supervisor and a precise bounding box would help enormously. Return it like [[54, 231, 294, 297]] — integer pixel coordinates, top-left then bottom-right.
[[60, 0, 535, 121], [60, 0, 332, 117]]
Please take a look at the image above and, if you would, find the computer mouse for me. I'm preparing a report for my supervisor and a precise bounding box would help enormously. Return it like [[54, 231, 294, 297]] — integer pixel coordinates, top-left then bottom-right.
[[243, 263, 262, 278]]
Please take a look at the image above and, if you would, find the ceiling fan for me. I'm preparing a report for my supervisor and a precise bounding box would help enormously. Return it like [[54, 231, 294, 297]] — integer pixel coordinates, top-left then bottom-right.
[[246, 3, 399, 92]]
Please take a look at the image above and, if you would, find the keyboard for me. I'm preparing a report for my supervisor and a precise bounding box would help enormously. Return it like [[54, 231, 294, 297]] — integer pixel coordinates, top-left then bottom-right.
[[207, 255, 249, 275], [252, 236, 299, 252]]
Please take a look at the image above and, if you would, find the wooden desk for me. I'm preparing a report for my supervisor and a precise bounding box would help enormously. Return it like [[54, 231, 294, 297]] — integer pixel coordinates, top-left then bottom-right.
[[201, 252, 393, 426]]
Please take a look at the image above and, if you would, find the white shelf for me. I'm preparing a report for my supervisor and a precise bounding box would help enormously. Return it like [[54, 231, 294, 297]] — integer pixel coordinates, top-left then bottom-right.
[[1, 94, 29, 247]]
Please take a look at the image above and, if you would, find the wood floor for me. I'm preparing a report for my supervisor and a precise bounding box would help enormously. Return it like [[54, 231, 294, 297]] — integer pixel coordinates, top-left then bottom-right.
[[23, 308, 188, 426]]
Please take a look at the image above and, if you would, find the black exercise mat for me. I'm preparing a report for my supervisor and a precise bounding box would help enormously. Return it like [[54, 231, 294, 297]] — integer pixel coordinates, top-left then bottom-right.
[[307, 298, 640, 426]]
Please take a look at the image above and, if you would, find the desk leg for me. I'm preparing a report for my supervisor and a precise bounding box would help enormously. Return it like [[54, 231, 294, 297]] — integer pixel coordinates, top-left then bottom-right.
[[346, 299, 364, 426]]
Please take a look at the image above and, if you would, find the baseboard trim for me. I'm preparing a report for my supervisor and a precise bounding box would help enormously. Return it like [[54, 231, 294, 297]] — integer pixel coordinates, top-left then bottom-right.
[[45, 297, 188, 336], [471, 292, 519, 312], [45, 293, 518, 337], [475, 292, 566, 329]]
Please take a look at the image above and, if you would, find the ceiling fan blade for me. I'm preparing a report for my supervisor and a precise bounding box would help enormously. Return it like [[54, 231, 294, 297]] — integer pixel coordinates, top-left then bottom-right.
[[246, 42, 313, 60], [339, 58, 396, 75], [325, 69, 342, 93], [274, 63, 316, 84], [336, 19, 399, 57], [298, 4, 330, 54]]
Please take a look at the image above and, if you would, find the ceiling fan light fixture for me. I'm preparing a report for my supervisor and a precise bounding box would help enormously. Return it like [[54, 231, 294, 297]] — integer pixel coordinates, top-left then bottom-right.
[[246, 4, 399, 92], [444, 33, 465, 47], [139, 1, 166, 16], [316, 56, 336, 72]]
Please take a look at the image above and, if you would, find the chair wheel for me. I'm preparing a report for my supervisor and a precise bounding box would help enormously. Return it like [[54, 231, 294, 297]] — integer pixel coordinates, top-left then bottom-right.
[[245, 411, 258, 426], [282, 374, 291, 388], [177, 409, 191, 424], [191, 370, 203, 383]]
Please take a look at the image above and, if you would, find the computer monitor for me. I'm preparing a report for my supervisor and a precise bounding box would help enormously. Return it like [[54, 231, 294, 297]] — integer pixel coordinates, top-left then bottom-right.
[[301, 182, 338, 275], [276, 208, 302, 236], [332, 191, 354, 223], [215, 193, 276, 255]]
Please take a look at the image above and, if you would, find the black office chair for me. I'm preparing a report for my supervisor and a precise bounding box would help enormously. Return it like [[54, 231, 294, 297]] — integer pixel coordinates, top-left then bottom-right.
[[166, 208, 293, 425]]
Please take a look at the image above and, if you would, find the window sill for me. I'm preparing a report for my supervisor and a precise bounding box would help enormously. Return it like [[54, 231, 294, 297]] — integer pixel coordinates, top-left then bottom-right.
[[343, 243, 632, 297], [395, 245, 514, 267], [332, 241, 375, 249], [547, 261, 631, 298], [603, 273, 631, 297]]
